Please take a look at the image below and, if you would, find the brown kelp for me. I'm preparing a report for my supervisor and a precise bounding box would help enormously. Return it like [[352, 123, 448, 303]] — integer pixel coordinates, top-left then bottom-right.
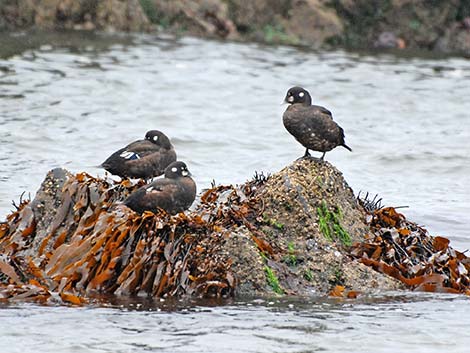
[[1, 159, 469, 304], [0, 170, 264, 304], [351, 203, 470, 295]]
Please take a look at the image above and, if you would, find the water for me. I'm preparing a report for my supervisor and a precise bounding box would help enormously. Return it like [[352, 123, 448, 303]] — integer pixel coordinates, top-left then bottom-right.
[[1, 293, 470, 353], [0, 32, 469, 352]]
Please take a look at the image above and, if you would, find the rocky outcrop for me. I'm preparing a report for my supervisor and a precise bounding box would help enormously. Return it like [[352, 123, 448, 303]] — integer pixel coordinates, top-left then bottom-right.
[[1, 159, 469, 304], [331, 0, 470, 55], [0, 0, 150, 31], [150, 0, 238, 39], [0, 160, 403, 304], [281, 0, 343, 46], [225, 0, 343, 45], [1, 0, 469, 55]]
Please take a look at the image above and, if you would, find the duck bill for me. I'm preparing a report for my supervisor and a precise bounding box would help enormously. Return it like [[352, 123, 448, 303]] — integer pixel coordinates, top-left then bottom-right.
[[283, 95, 294, 104]]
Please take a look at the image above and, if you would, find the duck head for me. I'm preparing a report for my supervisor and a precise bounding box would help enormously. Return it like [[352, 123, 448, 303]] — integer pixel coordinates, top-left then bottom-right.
[[284, 86, 312, 106]]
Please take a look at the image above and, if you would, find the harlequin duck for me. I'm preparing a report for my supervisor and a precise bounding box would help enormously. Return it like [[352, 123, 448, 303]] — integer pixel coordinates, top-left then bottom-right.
[[101, 130, 176, 179], [283, 86, 352, 160], [124, 161, 196, 215]]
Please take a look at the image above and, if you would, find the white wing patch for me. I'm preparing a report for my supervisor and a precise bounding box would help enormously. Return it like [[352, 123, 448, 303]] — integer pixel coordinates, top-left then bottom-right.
[[120, 151, 140, 160]]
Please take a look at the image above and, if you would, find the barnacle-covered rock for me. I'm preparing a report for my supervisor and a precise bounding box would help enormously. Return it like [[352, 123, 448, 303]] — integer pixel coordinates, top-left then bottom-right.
[[1, 159, 468, 304]]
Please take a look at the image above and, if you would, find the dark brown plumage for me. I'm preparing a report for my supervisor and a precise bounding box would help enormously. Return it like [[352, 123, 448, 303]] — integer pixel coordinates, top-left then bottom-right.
[[124, 161, 196, 215], [283, 86, 352, 160], [101, 130, 176, 179]]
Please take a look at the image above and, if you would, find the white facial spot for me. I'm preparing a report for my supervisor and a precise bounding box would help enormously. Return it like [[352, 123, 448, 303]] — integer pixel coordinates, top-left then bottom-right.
[[171, 167, 178, 173], [299, 92, 305, 98], [182, 170, 188, 176], [287, 96, 294, 103], [153, 135, 159, 142]]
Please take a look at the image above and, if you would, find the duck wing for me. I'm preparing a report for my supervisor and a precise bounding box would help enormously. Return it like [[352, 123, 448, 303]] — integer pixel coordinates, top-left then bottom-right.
[[311, 105, 333, 118], [124, 179, 179, 213], [283, 105, 346, 151], [101, 140, 176, 178]]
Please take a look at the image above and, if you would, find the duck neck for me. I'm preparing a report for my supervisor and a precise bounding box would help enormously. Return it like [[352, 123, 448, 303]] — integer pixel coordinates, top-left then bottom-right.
[[302, 95, 312, 106], [158, 136, 172, 149]]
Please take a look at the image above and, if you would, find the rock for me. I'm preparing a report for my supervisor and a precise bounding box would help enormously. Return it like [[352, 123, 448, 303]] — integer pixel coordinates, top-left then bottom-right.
[[0, 159, 406, 303], [225, 0, 342, 46], [373, 31, 406, 49], [280, 0, 343, 46], [0, 0, 35, 29], [28, 168, 71, 256], [331, 0, 462, 51], [247, 159, 400, 294], [96, 0, 150, 32], [435, 23, 470, 56], [225, 0, 288, 32], [152, 0, 238, 39], [1, 0, 470, 55], [0, 0, 150, 31]]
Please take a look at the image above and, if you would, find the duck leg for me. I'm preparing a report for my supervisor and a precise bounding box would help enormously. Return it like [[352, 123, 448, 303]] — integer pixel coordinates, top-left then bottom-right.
[[297, 148, 311, 161]]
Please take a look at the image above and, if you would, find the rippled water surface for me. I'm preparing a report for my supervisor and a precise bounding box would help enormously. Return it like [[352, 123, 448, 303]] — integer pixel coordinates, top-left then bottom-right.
[[0, 32, 469, 352], [2, 294, 470, 353]]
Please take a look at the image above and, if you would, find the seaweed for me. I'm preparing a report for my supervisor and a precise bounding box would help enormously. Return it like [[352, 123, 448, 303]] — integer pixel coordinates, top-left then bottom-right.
[[316, 201, 352, 246], [303, 269, 313, 282], [0, 171, 264, 304], [264, 266, 283, 294], [262, 214, 284, 230], [283, 241, 297, 267], [1, 160, 469, 304], [350, 206, 470, 295]]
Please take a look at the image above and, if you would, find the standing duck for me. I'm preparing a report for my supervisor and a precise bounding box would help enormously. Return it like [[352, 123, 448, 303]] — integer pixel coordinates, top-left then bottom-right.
[[101, 130, 176, 179], [283, 86, 351, 160], [124, 161, 196, 215]]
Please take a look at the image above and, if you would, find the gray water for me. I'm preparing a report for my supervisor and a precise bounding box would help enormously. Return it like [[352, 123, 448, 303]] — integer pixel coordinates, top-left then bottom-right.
[[0, 32, 469, 352], [1, 293, 470, 353]]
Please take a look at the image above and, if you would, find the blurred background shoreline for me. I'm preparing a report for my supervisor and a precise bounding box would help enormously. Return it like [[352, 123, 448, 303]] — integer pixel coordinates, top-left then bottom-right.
[[1, 0, 470, 57]]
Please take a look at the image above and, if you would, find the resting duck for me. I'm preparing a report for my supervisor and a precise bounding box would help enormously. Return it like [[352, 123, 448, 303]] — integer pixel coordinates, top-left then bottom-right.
[[124, 161, 196, 215], [101, 130, 176, 179]]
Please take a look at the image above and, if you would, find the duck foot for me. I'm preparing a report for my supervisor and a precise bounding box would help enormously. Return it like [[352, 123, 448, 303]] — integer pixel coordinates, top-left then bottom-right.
[[297, 155, 322, 162], [296, 150, 325, 162]]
